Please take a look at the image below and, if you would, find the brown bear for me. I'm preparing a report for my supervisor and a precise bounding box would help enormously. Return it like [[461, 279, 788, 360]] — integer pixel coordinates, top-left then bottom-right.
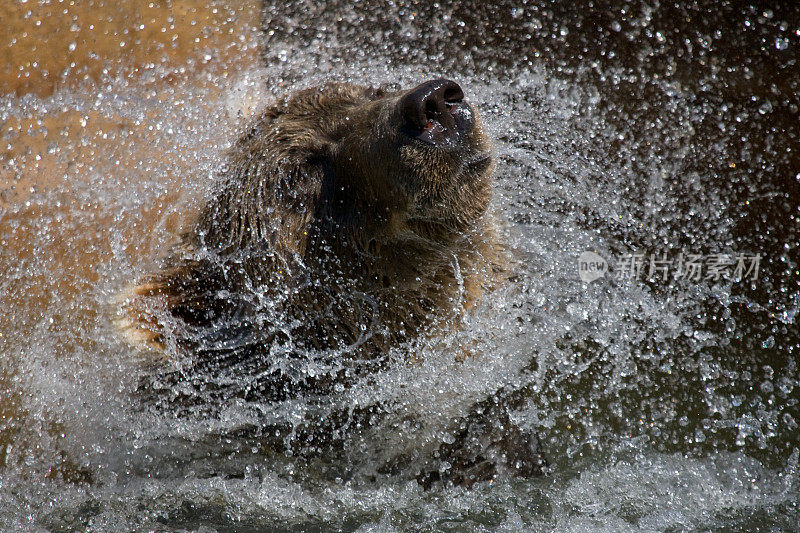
[[116, 79, 544, 486]]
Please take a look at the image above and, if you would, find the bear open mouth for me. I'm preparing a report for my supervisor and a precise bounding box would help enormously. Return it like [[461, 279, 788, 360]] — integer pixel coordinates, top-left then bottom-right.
[[401, 121, 464, 147]]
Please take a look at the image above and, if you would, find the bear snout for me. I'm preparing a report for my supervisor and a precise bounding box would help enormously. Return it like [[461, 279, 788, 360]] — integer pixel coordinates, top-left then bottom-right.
[[400, 79, 475, 146]]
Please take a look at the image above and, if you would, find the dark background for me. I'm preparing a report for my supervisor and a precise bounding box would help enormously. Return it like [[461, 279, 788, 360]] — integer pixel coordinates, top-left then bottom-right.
[[261, 0, 800, 466]]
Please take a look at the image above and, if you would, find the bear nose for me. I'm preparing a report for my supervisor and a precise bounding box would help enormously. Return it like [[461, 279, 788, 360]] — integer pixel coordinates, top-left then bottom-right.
[[401, 79, 472, 145]]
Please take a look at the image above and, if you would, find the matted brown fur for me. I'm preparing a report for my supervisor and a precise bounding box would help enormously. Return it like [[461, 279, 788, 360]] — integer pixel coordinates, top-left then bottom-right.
[[115, 80, 546, 486], [117, 82, 505, 381]]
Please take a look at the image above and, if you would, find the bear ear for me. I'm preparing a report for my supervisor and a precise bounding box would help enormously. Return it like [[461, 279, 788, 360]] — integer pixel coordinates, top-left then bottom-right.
[[194, 147, 326, 258]]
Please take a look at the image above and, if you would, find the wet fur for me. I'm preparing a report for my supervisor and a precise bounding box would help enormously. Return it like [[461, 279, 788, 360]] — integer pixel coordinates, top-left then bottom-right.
[[116, 82, 544, 485], [117, 83, 503, 374]]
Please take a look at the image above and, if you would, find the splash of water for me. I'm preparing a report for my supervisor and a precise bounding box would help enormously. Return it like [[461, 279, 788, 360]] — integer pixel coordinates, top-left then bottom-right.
[[2, 0, 798, 530]]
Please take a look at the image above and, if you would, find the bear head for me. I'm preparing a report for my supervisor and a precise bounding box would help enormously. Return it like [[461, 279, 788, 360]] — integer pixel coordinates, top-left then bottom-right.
[[195, 79, 495, 260]]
